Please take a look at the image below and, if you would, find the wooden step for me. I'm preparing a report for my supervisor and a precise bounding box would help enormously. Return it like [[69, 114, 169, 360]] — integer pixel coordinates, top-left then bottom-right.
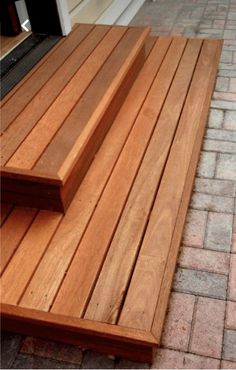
[[0, 24, 149, 212], [0, 35, 222, 363]]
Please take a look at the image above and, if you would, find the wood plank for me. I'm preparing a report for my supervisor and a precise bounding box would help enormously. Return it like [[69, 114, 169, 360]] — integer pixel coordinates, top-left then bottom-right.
[[118, 39, 221, 332], [59, 44, 145, 212], [33, 27, 149, 175], [6, 27, 127, 170], [0, 204, 13, 227], [1, 304, 156, 363], [49, 37, 187, 318], [84, 39, 202, 323], [151, 39, 223, 342], [1, 25, 108, 165], [0, 24, 91, 133], [18, 36, 166, 312], [0, 208, 37, 275], [1, 211, 62, 305]]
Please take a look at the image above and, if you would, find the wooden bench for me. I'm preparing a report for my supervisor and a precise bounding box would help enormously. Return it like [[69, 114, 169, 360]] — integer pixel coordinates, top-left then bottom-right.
[[1, 24, 149, 212], [0, 31, 222, 362]]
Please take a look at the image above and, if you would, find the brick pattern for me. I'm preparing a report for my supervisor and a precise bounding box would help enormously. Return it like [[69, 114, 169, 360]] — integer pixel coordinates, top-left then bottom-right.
[[2, 0, 236, 368]]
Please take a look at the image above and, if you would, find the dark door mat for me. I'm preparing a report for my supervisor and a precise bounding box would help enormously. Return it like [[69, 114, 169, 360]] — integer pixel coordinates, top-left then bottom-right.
[[0, 33, 61, 99]]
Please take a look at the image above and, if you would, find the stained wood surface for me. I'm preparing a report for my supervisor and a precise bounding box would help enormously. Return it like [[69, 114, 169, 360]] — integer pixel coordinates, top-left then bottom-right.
[[0, 33, 222, 363], [1, 24, 149, 211]]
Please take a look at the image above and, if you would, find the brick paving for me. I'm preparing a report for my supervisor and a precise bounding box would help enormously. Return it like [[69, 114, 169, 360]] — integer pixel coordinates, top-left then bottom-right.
[[1, 0, 236, 368]]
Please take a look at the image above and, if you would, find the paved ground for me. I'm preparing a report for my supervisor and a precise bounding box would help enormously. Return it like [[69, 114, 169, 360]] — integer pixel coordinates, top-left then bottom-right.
[[2, 0, 236, 368]]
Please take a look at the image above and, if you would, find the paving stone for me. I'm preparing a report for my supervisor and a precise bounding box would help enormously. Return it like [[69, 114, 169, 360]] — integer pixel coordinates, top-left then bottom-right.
[[12, 353, 79, 369], [224, 29, 236, 39], [208, 109, 224, 128], [203, 139, 236, 154], [20, 337, 82, 365], [152, 348, 220, 369], [173, 268, 227, 299], [216, 76, 230, 91], [232, 217, 236, 253], [191, 193, 234, 214], [194, 178, 235, 197], [197, 151, 217, 178], [205, 212, 233, 252], [221, 359, 236, 368], [216, 153, 236, 181], [116, 359, 149, 369], [226, 301, 236, 330], [161, 292, 195, 351], [211, 99, 236, 110], [190, 297, 225, 358], [221, 51, 233, 63], [224, 110, 236, 130], [229, 77, 236, 92], [228, 254, 236, 301], [182, 209, 207, 247], [205, 128, 236, 142], [223, 330, 236, 361], [81, 351, 115, 369], [1, 332, 23, 369], [178, 246, 230, 275]]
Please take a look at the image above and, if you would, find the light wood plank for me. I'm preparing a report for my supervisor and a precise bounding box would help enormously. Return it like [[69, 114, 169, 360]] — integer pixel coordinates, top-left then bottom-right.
[[84, 39, 202, 323], [6, 27, 127, 170], [118, 39, 221, 332], [49, 37, 187, 318], [1, 211, 62, 305], [19, 36, 167, 312], [33, 27, 149, 176], [0, 208, 37, 275]]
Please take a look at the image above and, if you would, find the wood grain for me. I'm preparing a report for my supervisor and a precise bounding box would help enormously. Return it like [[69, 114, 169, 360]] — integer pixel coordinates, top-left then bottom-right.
[[34, 27, 149, 175], [1, 211, 62, 305], [0, 207, 37, 275], [6, 27, 127, 170], [85, 39, 202, 324], [1, 304, 156, 363], [1, 24, 88, 132], [19, 36, 162, 312], [151, 39, 223, 342], [1, 25, 108, 165], [50, 37, 186, 318], [118, 39, 221, 332]]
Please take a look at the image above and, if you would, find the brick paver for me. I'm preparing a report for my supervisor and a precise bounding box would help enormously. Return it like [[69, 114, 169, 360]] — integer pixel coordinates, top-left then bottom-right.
[[1, 0, 236, 368], [189, 297, 225, 358], [161, 292, 195, 351]]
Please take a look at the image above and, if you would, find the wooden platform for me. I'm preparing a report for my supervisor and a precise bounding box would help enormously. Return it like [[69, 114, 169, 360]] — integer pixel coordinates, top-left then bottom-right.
[[0, 24, 148, 212], [0, 33, 222, 362]]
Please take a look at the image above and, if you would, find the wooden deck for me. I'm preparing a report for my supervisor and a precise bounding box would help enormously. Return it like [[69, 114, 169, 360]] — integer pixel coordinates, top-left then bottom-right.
[[0, 28, 222, 362], [0, 24, 148, 212]]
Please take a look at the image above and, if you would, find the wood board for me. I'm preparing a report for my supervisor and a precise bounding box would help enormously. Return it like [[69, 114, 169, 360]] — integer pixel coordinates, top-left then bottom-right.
[[0, 34, 222, 363], [0, 24, 149, 212]]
